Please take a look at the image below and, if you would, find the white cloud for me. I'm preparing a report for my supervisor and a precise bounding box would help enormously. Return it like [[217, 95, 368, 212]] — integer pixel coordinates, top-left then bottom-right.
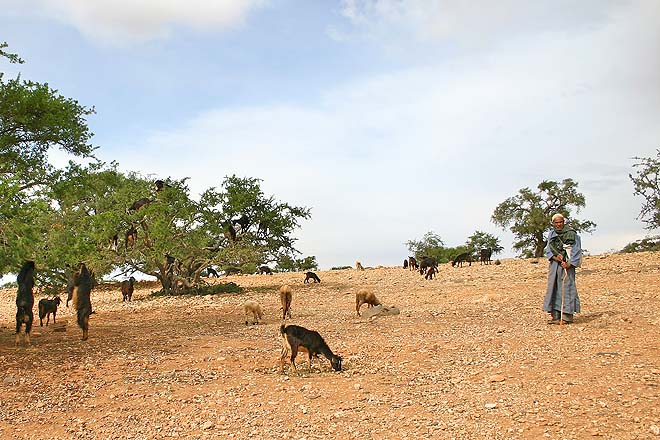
[[0, 0, 268, 45]]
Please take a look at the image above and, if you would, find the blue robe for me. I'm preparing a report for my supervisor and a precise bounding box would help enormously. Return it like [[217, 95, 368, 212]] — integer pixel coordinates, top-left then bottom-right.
[[542, 229, 582, 317]]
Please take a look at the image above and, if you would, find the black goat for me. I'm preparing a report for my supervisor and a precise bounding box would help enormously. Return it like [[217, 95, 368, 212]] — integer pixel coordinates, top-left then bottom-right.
[[280, 324, 342, 372], [403, 258, 409, 269], [304, 271, 321, 283], [418, 256, 438, 275], [38, 296, 61, 326], [121, 276, 136, 302], [480, 248, 493, 265], [15, 260, 36, 345], [408, 257, 418, 271], [425, 266, 437, 280], [258, 265, 273, 275], [129, 198, 152, 212], [69, 262, 94, 340], [451, 252, 472, 267], [206, 267, 219, 277]]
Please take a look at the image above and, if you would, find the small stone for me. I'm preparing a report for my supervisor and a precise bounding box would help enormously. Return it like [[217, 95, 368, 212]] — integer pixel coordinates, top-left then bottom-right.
[[488, 375, 506, 383], [485, 403, 497, 409]]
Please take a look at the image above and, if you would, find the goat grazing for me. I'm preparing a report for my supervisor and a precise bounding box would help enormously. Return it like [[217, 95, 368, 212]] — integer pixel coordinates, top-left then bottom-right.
[[304, 271, 321, 283], [355, 261, 364, 271], [403, 258, 409, 269], [408, 256, 418, 271], [480, 248, 493, 265], [258, 265, 273, 275], [38, 296, 61, 326], [280, 324, 342, 372], [419, 256, 438, 276], [279, 285, 293, 320], [68, 262, 94, 341], [425, 266, 437, 280], [243, 300, 264, 325], [451, 252, 472, 267], [355, 288, 381, 316], [121, 276, 136, 302], [15, 260, 36, 345]]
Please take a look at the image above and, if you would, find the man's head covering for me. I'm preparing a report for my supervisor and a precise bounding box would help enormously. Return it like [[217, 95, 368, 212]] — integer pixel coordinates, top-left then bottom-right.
[[551, 213, 564, 223]]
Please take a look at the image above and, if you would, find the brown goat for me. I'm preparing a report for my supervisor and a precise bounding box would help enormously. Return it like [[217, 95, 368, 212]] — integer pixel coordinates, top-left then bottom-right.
[[355, 261, 364, 271], [355, 288, 381, 316], [244, 300, 264, 325], [279, 285, 292, 320]]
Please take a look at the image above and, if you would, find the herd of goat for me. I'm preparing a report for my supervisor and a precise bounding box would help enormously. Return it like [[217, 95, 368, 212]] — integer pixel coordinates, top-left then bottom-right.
[[11, 248, 494, 373]]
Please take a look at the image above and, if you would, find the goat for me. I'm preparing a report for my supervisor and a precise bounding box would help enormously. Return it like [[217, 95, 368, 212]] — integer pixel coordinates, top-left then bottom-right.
[[480, 248, 493, 265], [155, 180, 171, 192], [15, 260, 36, 345], [125, 226, 138, 248], [403, 259, 409, 269], [280, 324, 342, 372], [129, 198, 152, 212], [279, 285, 293, 320], [206, 267, 219, 277], [408, 256, 418, 271], [451, 252, 473, 267], [258, 265, 273, 275], [355, 261, 364, 271], [425, 266, 437, 280], [304, 271, 321, 283], [243, 300, 264, 325], [418, 256, 438, 276], [69, 262, 94, 341], [38, 296, 61, 326], [355, 288, 381, 316], [121, 276, 136, 302]]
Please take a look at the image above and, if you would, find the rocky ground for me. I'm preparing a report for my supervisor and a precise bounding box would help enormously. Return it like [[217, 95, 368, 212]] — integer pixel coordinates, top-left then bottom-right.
[[0, 252, 659, 440]]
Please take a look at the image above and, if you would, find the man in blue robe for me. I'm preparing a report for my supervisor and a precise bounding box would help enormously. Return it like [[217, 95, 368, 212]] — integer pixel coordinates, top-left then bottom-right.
[[543, 213, 582, 324]]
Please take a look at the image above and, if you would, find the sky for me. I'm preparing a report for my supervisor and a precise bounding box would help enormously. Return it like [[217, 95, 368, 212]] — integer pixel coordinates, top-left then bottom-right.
[[2, 0, 660, 270]]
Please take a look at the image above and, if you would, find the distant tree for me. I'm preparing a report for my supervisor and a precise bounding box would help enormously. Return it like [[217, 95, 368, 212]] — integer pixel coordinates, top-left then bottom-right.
[[629, 150, 660, 230], [464, 231, 503, 258], [620, 235, 660, 253], [491, 179, 596, 258], [405, 231, 444, 259], [276, 255, 318, 272]]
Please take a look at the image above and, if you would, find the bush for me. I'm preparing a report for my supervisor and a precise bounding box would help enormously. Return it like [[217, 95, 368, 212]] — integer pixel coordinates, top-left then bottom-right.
[[151, 282, 242, 297], [331, 266, 352, 270]]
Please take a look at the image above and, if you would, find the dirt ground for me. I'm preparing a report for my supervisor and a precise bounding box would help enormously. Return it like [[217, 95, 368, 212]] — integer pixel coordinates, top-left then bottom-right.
[[1, 252, 659, 440]]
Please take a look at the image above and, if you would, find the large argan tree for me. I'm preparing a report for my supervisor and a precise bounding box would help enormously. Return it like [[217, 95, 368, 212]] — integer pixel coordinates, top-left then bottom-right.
[[491, 179, 596, 258], [0, 42, 96, 273]]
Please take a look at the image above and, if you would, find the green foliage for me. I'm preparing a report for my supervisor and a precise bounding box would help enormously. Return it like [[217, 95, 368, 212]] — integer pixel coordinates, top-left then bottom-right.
[[405, 231, 470, 263], [331, 265, 352, 270], [464, 230, 503, 258], [276, 255, 318, 272], [150, 282, 242, 297], [491, 179, 596, 258], [620, 235, 660, 253], [629, 150, 660, 230], [1, 43, 96, 276]]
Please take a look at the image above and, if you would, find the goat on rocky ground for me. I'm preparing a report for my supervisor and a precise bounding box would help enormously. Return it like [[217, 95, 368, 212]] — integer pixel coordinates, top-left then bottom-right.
[[451, 252, 472, 267], [279, 285, 292, 320], [206, 267, 219, 277], [304, 271, 321, 283], [418, 256, 438, 276], [403, 259, 409, 269], [355, 261, 364, 271], [121, 276, 136, 302], [425, 266, 437, 280], [480, 248, 493, 265], [408, 256, 418, 271], [15, 260, 36, 345], [68, 262, 94, 341], [38, 296, 61, 326], [258, 265, 273, 275], [243, 300, 263, 325], [280, 324, 342, 372], [355, 288, 381, 316]]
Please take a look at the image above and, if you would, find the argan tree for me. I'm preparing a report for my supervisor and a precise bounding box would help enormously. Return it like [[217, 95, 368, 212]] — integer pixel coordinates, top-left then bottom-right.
[[630, 150, 660, 230], [491, 179, 596, 258]]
